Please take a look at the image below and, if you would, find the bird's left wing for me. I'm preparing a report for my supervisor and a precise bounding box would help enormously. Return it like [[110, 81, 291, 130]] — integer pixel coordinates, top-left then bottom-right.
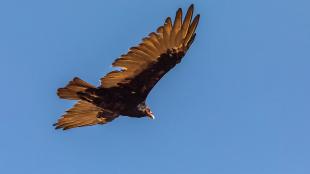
[[100, 4, 200, 98], [54, 100, 117, 130]]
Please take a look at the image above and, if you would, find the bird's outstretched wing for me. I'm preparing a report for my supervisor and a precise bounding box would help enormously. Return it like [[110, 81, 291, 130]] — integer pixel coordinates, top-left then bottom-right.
[[100, 4, 200, 98], [54, 101, 117, 130]]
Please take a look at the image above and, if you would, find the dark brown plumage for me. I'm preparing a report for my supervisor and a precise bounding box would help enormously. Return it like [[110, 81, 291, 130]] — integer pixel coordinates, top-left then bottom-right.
[[54, 4, 200, 130]]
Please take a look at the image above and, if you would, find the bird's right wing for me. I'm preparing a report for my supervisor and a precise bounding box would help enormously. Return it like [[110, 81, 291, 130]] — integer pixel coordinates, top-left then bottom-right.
[[100, 4, 200, 99], [54, 101, 117, 130]]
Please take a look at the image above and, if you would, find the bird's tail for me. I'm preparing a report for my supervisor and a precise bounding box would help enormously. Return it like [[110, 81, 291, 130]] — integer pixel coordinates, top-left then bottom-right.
[[57, 77, 96, 100]]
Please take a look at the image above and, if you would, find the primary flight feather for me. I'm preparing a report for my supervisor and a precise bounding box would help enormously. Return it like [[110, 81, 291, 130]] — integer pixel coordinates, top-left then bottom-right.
[[54, 4, 200, 130]]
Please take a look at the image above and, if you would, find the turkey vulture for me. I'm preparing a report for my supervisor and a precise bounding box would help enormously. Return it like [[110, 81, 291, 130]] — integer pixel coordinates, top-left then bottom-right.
[[54, 4, 200, 130]]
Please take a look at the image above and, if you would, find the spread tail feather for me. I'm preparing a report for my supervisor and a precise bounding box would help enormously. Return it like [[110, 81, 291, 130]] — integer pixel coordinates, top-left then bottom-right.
[[57, 77, 96, 100]]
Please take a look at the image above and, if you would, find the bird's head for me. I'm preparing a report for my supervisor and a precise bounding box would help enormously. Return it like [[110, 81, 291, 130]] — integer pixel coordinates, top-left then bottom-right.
[[144, 107, 155, 119], [137, 103, 155, 119]]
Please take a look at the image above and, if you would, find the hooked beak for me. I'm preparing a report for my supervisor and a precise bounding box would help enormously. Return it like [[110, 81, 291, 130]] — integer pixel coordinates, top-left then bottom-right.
[[146, 110, 155, 119]]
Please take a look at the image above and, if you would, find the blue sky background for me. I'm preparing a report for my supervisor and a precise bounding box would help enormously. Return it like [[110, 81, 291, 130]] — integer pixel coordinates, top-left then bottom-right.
[[0, 0, 310, 173]]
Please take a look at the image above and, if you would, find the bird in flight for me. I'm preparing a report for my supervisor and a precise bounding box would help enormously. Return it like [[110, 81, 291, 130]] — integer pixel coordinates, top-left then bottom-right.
[[54, 4, 200, 130]]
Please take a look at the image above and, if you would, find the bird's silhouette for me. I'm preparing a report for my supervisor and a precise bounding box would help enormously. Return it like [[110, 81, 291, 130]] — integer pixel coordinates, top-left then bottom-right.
[[54, 4, 200, 130]]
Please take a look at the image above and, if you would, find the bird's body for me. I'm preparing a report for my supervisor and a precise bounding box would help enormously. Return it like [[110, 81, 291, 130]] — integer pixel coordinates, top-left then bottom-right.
[[54, 4, 200, 130]]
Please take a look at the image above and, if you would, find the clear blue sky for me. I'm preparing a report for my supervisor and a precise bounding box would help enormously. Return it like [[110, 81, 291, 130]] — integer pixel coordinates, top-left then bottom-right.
[[0, 0, 309, 173]]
